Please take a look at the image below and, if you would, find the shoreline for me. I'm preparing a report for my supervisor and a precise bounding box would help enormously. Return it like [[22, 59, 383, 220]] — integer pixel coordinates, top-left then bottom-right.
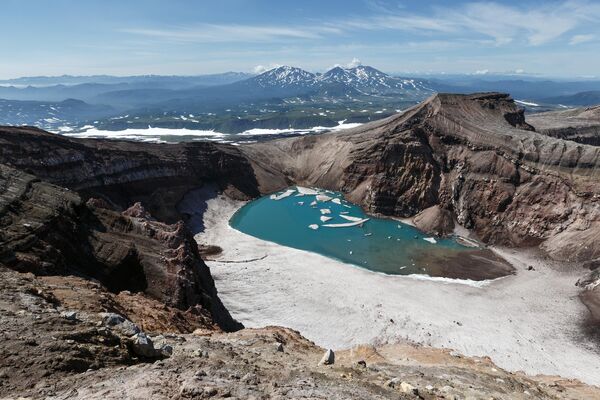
[[185, 189, 600, 385], [225, 222, 506, 288]]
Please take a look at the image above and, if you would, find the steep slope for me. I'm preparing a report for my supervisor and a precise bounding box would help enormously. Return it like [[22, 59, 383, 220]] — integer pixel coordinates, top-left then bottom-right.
[[0, 163, 240, 330], [527, 105, 600, 146], [242, 93, 600, 262], [0, 125, 259, 222]]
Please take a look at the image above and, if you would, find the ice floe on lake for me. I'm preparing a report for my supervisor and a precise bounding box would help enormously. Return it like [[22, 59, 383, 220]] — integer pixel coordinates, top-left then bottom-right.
[[339, 215, 363, 222], [270, 189, 296, 200], [316, 194, 332, 202], [323, 218, 370, 228]]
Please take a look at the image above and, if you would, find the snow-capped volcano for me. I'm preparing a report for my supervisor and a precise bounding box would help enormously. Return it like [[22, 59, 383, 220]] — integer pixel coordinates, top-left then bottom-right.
[[319, 65, 431, 94], [246, 64, 433, 97], [252, 66, 317, 88]]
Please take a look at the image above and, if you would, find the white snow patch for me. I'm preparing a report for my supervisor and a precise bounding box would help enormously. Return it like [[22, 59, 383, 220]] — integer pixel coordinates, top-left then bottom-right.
[[316, 194, 332, 202], [270, 189, 296, 200], [339, 215, 364, 222], [297, 186, 319, 195], [323, 218, 369, 228], [515, 100, 540, 107]]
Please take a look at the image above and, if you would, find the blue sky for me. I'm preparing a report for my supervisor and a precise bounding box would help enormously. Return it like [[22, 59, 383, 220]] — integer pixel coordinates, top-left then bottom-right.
[[1, 0, 600, 78]]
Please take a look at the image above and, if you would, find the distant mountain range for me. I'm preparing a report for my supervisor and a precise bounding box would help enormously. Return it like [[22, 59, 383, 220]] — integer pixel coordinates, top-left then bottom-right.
[[248, 65, 431, 95], [539, 91, 600, 106], [1, 65, 600, 134], [0, 72, 253, 88], [0, 98, 114, 130]]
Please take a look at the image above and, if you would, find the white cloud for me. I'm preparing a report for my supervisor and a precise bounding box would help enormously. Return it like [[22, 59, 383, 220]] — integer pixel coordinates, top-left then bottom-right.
[[474, 69, 489, 75], [346, 58, 362, 68], [252, 64, 281, 74], [569, 34, 595, 45], [122, 1, 600, 49], [328, 1, 600, 47], [122, 24, 340, 43]]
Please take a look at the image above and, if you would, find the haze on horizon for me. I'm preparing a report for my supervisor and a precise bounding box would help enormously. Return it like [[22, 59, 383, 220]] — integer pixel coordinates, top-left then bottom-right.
[[2, 0, 600, 79]]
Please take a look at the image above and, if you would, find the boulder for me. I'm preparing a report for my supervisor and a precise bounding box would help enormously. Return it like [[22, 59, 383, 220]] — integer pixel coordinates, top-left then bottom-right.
[[400, 381, 418, 395], [101, 312, 140, 336], [130, 332, 166, 358], [319, 349, 335, 365], [60, 311, 78, 321]]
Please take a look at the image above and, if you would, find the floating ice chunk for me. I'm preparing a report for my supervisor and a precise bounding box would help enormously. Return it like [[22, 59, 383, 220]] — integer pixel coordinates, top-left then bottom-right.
[[270, 189, 295, 200], [331, 198, 341, 205], [316, 194, 332, 202], [339, 215, 363, 222], [364, 233, 373, 236], [297, 186, 319, 195], [349, 251, 353, 255], [320, 209, 331, 215], [308, 224, 319, 230], [298, 202, 304, 205], [340, 211, 349, 215], [423, 237, 437, 244], [343, 204, 352, 208], [320, 216, 333, 222], [323, 218, 369, 228], [310, 201, 317, 206]]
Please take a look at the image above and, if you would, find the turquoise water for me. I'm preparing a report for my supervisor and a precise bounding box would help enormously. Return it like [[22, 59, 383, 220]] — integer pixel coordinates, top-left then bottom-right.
[[229, 187, 471, 276]]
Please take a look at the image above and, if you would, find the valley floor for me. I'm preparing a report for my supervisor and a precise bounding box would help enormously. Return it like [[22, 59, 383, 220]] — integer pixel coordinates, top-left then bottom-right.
[[190, 191, 600, 386]]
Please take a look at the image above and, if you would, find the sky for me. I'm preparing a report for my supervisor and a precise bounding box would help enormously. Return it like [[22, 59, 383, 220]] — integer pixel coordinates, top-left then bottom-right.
[[1, 0, 600, 78]]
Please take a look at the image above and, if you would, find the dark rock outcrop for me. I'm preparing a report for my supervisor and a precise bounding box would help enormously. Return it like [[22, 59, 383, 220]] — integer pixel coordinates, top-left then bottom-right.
[[0, 163, 240, 331], [0, 126, 259, 222]]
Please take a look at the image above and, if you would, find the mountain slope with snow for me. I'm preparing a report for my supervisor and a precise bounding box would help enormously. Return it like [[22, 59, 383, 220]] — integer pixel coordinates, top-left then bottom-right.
[[244, 65, 433, 97]]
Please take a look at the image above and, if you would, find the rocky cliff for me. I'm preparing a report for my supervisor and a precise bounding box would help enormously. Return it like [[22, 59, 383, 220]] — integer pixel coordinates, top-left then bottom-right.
[[242, 93, 600, 263], [527, 105, 600, 146], [0, 126, 259, 222], [0, 162, 240, 331]]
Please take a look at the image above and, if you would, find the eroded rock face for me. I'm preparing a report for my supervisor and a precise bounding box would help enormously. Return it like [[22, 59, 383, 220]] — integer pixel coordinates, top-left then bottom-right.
[[242, 93, 600, 262], [0, 126, 259, 222], [527, 106, 600, 146], [0, 164, 240, 331]]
